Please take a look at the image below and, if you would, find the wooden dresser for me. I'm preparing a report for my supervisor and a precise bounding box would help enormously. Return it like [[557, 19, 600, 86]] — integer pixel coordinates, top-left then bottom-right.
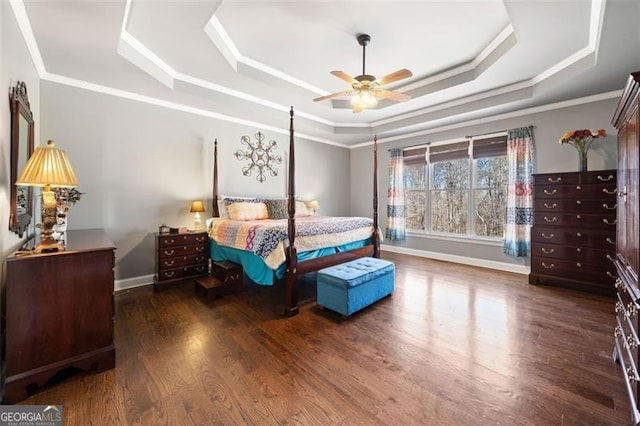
[[611, 71, 640, 424], [154, 231, 208, 289], [529, 170, 617, 294], [3, 229, 116, 403]]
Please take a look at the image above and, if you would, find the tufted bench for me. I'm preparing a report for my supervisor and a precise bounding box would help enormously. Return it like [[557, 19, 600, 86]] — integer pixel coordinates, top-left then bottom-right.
[[317, 257, 394, 317]]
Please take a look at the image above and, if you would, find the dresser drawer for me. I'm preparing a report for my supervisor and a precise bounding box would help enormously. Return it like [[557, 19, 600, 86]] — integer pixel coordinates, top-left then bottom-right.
[[158, 253, 207, 270], [534, 199, 618, 214], [534, 173, 579, 185], [157, 264, 208, 282], [159, 244, 207, 258], [534, 212, 617, 229], [532, 225, 615, 249], [158, 233, 208, 248], [531, 243, 615, 263], [535, 184, 618, 200], [531, 256, 617, 283]]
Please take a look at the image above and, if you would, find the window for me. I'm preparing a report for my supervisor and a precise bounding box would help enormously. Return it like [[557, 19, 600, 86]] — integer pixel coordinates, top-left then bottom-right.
[[402, 134, 508, 239]]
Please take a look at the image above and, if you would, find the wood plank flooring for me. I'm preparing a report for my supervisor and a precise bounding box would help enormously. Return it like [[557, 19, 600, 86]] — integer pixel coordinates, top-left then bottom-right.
[[22, 252, 630, 425]]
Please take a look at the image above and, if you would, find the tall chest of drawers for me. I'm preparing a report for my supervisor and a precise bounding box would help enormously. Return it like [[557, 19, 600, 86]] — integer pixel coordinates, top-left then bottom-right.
[[529, 170, 617, 294], [154, 232, 208, 289]]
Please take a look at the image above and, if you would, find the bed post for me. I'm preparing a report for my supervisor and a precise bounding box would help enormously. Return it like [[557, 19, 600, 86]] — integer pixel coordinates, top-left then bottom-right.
[[212, 139, 219, 218], [285, 107, 299, 316], [373, 135, 380, 258]]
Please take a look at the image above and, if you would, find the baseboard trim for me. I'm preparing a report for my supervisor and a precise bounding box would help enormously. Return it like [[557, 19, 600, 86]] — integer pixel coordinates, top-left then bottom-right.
[[381, 244, 530, 275], [115, 274, 154, 292]]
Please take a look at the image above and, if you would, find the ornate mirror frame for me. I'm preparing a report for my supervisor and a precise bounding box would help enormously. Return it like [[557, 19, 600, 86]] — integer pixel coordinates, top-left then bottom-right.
[[9, 81, 35, 237]]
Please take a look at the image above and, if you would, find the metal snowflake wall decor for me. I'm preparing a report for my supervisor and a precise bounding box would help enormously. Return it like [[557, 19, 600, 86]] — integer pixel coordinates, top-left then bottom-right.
[[234, 132, 282, 183]]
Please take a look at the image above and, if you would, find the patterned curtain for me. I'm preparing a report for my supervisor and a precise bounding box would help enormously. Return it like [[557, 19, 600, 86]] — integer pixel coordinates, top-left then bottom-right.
[[386, 149, 406, 241], [504, 126, 535, 257]]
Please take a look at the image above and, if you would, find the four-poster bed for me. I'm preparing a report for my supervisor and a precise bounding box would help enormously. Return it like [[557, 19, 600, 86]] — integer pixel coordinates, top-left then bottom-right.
[[208, 107, 380, 316]]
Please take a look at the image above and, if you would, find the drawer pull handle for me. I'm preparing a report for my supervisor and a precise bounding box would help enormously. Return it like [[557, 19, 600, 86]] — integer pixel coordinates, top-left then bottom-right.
[[543, 189, 558, 195], [164, 271, 175, 278], [576, 185, 581, 190], [606, 237, 615, 245], [541, 248, 555, 254], [615, 325, 623, 338], [576, 200, 582, 205], [576, 215, 581, 220], [541, 233, 554, 239], [576, 232, 582, 237], [628, 303, 638, 318], [196, 247, 205, 252], [164, 260, 175, 267], [607, 271, 616, 278], [542, 262, 555, 269], [576, 248, 582, 253], [576, 262, 582, 268], [616, 301, 624, 313], [602, 203, 617, 210], [627, 366, 637, 383], [163, 238, 175, 245], [196, 266, 206, 272], [163, 249, 175, 256], [547, 177, 562, 183], [606, 255, 615, 262], [544, 203, 557, 209], [196, 256, 205, 262], [615, 278, 626, 291], [196, 236, 206, 242], [628, 334, 638, 349], [602, 188, 617, 195], [544, 216, 557, 223], [602, 219, 616, 225], [597, 174, 614, 182]]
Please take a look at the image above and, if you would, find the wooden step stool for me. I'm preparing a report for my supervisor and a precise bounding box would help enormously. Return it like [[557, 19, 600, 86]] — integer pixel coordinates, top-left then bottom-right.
[[195, 260, 243, 301]]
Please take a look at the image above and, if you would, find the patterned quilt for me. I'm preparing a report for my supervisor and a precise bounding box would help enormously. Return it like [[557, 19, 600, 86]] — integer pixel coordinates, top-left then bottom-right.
[[208, 216, 374, 270]]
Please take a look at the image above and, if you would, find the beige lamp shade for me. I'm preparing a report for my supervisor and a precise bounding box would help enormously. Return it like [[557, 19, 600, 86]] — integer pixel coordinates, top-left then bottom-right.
[[15, 140, 79, 188], [190, 200, 205, 213], [307, 200, 320, 210]]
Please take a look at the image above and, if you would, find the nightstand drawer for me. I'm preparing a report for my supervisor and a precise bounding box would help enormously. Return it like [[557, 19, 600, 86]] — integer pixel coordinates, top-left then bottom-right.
[[158, 233, 208, 248], [157, 264, 208, 282], [159, 244, 206, 258], [159, 253, 207, 269]]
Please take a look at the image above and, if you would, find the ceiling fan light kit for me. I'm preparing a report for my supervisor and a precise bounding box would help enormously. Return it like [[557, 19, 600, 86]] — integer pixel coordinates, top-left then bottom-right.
[[314, 33, 412, 113]]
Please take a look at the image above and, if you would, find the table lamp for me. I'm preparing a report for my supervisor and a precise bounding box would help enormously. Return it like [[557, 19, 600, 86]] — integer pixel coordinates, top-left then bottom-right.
[[190, 200, 205, 230], [307, 200, 319, 214], [15, 140, 79, 253]]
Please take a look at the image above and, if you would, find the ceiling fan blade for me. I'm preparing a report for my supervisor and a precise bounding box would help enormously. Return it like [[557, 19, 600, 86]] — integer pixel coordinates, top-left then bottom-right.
[[313, 90, 357, 102], [374, 89, 411, 102], [330, 70, 358, 85], [374, 69, 413, 86]]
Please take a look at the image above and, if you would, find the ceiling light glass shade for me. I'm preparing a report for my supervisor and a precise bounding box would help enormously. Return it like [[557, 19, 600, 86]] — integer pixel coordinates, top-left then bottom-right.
[[15, 140, 79, 187], [351, 89, 378, 109]]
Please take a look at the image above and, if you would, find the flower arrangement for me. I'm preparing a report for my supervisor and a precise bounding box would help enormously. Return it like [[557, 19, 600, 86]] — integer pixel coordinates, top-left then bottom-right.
[[558, 128, 607, 171], [52, 187, 84, 205]]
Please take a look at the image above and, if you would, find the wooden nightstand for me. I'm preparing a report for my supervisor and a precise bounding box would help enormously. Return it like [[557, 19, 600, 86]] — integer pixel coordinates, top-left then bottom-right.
[[154, 231, 208, 289]]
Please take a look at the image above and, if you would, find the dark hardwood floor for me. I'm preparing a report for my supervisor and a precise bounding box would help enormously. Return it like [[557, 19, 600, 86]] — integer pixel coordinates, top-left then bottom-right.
[[22, 252, 630, 425]]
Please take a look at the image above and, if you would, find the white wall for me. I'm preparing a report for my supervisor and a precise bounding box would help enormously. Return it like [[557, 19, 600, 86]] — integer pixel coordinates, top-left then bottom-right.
[[1, 3, 40, 257], [350, 96, 621, 271], [40, 81, 351, 281]]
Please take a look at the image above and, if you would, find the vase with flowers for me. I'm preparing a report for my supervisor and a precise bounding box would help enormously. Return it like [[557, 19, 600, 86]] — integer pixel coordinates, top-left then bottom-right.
[[558, 128, 607, 172], [52, 187, 84, 238]]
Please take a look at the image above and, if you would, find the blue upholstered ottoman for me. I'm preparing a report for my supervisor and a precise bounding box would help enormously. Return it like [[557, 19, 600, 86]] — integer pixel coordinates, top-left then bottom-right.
[[317, 257, 395, 317]]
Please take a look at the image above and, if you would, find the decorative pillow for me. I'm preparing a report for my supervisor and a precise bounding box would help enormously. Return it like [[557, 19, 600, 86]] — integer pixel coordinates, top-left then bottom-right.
[[295, 200, 311, 217], [227, 202, 269, 221], [221, 196, 259, 218], [217, 199, 228, 218], [264, 199, 288, 220]]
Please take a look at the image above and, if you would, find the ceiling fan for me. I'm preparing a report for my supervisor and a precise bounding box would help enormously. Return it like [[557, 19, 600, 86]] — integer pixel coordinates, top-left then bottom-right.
[[313, 33, 412, 113]]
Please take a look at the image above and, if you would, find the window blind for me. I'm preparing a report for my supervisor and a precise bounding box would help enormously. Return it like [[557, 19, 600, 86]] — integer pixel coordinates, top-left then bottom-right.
[[429, 141, 469, 163], [472, 135, 507, 159], [403, 147, 427, 165]]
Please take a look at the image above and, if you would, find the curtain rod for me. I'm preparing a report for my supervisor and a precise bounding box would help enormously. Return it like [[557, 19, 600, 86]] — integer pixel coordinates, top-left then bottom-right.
[[388, 125, 535, 151]]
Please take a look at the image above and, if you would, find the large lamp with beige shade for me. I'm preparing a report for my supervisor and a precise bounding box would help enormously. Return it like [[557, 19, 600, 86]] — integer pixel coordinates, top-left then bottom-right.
[[15, 140, 79, 253], [190, 200, 205, 231]]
